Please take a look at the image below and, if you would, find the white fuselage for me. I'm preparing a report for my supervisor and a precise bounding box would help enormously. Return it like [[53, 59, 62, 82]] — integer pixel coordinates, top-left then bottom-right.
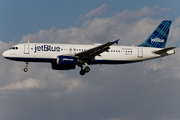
[[2, 43, 175, 64]]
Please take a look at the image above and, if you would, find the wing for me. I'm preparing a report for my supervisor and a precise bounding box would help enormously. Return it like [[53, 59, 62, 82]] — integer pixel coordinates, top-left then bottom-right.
[[75, 39, 119, 59]]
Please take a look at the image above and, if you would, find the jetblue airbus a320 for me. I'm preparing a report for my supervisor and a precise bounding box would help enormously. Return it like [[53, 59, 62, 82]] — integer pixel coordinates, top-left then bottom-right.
[[2, 20, 176, 75]]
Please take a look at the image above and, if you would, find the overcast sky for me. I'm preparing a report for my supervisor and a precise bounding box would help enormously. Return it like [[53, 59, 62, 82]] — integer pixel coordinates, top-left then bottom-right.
[[0, 0, 180, 120]]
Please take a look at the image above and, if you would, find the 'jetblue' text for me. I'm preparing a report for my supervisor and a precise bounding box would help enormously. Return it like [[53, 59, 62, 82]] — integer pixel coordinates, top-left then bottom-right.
[[34, 45, 60, 53]]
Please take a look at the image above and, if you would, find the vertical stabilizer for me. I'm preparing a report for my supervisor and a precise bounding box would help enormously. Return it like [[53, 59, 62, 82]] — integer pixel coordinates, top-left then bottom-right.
[[138, 20, 172, 48]]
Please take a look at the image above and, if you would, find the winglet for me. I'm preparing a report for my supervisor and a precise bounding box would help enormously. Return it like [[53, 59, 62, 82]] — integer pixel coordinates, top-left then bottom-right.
[[114, 39, 119, 44]]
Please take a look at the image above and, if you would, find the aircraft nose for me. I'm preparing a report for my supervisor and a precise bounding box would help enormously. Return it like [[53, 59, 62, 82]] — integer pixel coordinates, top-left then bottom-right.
[[2, 50, 8, 57]]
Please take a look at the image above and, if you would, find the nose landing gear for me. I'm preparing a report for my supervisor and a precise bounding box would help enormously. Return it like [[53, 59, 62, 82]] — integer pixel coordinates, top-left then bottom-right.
[[24, 62, 28, 72]]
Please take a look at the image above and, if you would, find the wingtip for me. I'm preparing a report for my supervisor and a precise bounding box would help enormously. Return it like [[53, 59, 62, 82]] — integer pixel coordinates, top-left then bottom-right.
[[114, 39, 119, 44]]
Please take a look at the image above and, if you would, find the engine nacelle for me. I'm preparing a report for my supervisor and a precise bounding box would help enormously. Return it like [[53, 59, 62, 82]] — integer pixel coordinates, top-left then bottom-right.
[[57, 56, 80, 65], [51, 62, 76, 70]]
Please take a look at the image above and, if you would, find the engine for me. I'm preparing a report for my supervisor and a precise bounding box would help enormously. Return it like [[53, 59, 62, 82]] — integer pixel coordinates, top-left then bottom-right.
[[57, 55, 81, 65], [51, 56, 82, 70]]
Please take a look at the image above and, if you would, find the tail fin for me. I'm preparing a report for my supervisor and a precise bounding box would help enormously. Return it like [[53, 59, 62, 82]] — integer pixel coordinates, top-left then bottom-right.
[[138, 20, 172, 48]]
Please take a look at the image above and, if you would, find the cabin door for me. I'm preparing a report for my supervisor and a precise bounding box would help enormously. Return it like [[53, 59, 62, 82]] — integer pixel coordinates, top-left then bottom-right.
[[137, 48, 143, 58], [24, 44, 29, 54]]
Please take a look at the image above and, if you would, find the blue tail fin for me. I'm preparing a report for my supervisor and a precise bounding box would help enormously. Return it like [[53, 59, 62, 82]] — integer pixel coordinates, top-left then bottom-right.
[[138, 20, 172, 48]]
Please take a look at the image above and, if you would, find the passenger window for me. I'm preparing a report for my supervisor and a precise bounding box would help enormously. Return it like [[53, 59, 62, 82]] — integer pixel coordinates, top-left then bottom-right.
[[16, 47, 18, 50]]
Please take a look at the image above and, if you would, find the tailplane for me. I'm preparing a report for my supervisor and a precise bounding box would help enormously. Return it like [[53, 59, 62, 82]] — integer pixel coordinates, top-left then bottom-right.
[[138, 20, 172, 48]]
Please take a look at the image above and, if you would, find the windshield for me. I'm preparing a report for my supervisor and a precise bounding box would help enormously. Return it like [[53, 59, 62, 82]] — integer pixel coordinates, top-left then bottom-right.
[[9, 47, 18, 50]]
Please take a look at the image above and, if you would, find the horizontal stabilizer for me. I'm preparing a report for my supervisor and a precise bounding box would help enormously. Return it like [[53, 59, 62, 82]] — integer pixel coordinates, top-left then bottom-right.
[[153, 47, 176, 54]]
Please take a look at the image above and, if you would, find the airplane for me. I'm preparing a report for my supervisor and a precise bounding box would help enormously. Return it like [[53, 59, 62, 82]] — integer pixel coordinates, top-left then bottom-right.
[[2, 20, 176, 75]]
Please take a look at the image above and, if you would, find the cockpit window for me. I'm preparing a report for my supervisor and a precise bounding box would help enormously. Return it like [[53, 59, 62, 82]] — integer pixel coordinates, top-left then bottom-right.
[[9, 47, 18, 50]]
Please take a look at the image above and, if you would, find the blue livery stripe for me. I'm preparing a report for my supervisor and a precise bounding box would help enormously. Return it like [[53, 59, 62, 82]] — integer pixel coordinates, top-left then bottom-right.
[[5, 57, 140, 64]]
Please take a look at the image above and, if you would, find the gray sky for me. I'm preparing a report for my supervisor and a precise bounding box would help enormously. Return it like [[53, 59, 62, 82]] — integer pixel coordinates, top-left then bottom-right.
[[0, 1, 180, 120]]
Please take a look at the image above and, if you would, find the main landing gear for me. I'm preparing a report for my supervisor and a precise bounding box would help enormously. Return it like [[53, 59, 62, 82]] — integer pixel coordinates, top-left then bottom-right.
[[24, 62, 28, 72], [79, 63, 90, 76]]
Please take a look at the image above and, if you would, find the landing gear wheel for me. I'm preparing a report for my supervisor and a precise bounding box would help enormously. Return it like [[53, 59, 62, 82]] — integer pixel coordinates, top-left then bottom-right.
[[24, 62, 29, 72], [84, 66, 90, 73], [24, 68, 28, 72], [80, 70, 85, 76]]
